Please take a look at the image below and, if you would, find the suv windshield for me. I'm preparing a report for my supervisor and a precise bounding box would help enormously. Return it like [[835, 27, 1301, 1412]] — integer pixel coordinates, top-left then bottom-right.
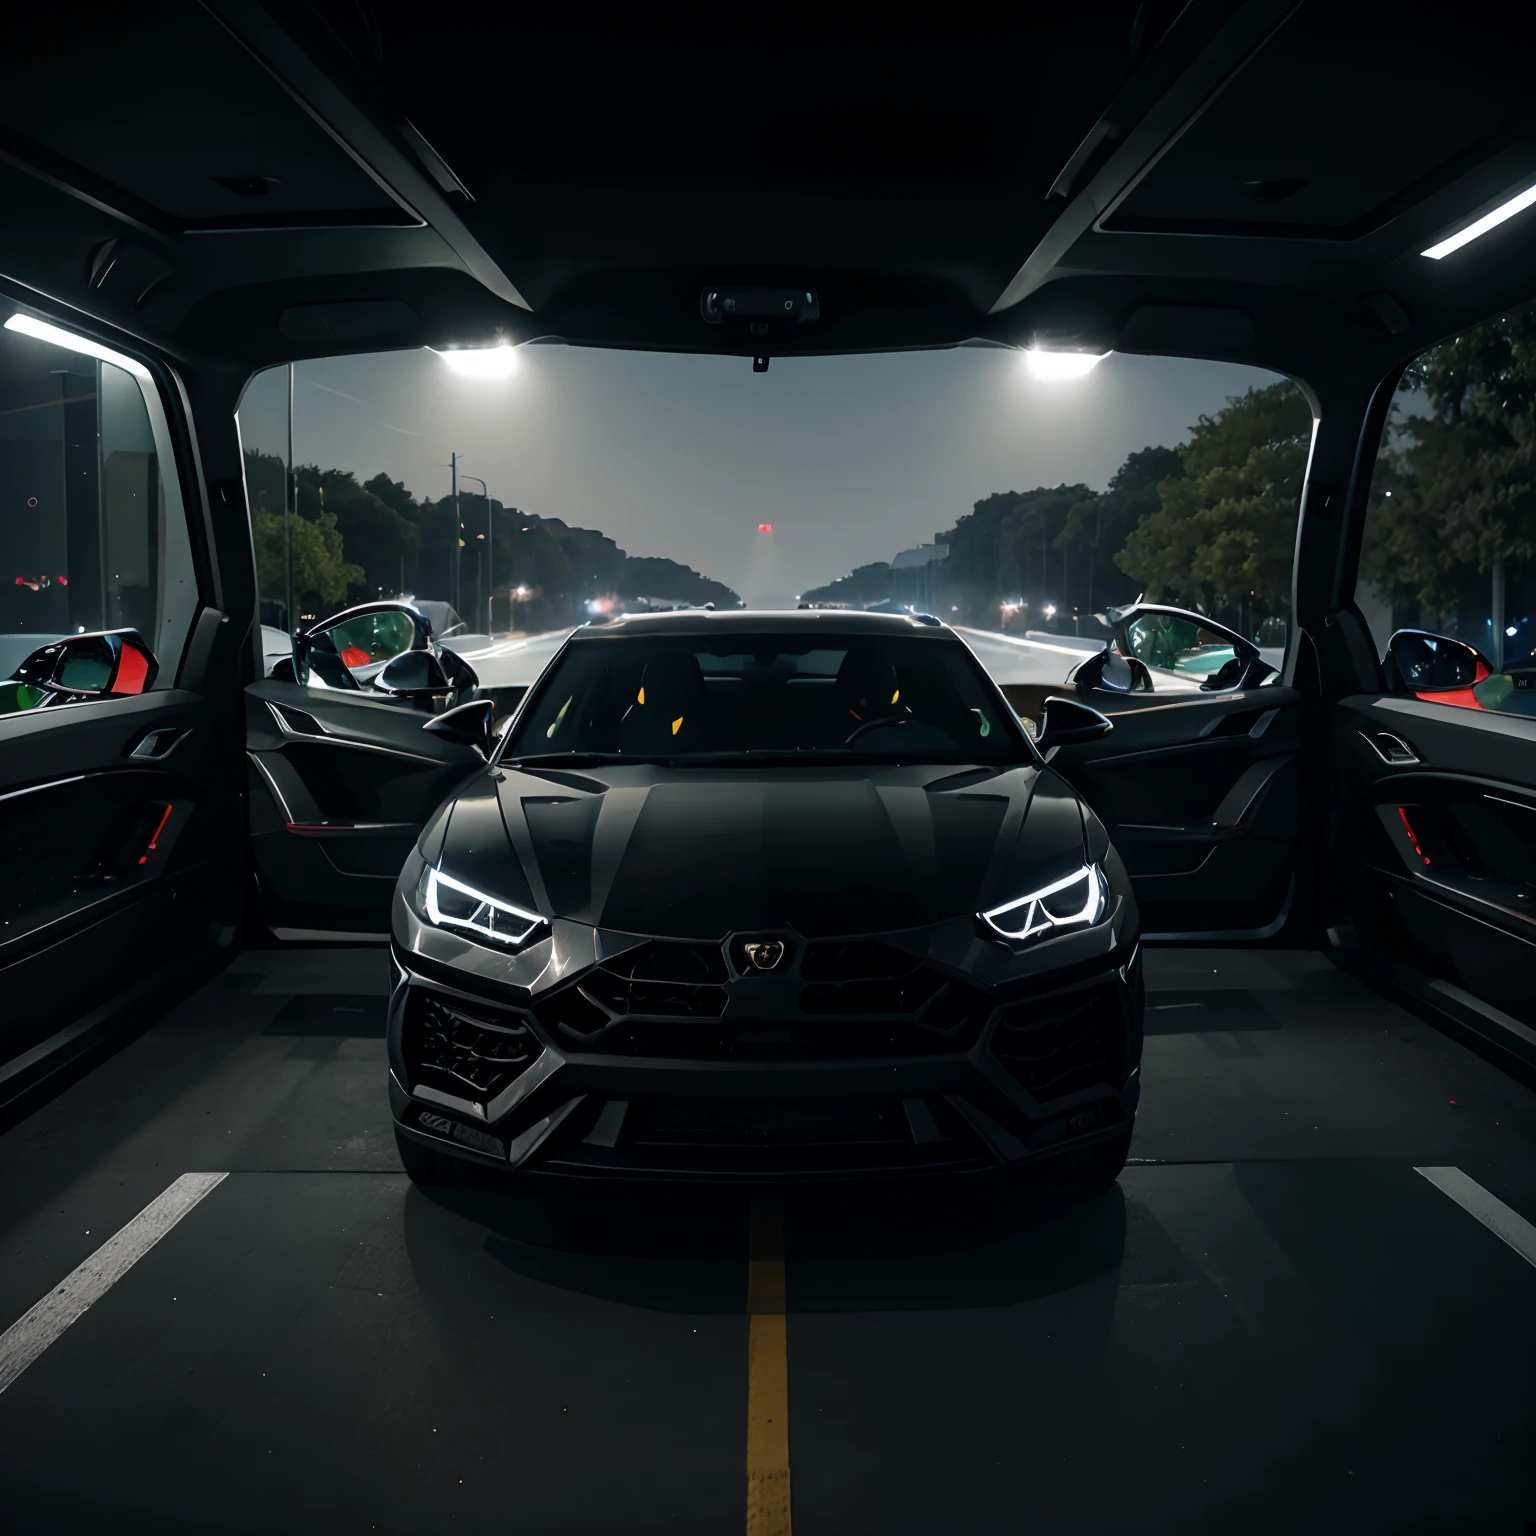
[[503, 632, 1028, 763]]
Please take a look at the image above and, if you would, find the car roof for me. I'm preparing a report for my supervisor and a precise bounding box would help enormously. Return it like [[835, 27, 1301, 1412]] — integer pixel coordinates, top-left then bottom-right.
[[569, 609, 956, 641]]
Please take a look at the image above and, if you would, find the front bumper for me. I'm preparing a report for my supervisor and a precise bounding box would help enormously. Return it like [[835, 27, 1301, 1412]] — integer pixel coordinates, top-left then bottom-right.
[[386, 934, 1144, 1183]]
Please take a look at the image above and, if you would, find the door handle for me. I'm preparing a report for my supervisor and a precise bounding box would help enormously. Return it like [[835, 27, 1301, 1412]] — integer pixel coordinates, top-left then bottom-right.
[[1361, 730, 1419, 766], [127, 726, 188, 760]]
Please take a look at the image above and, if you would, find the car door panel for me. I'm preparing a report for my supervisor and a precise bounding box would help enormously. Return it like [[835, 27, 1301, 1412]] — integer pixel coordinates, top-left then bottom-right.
[[1332, 693, 1536, 1033], [1046, 686, 1304, 936], [245, 676, 482, 933], [0, 688, 219, 1062]]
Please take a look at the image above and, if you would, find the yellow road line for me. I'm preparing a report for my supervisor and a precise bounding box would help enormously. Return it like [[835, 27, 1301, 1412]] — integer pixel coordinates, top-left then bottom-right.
[[746, 1197, 791, 1536]]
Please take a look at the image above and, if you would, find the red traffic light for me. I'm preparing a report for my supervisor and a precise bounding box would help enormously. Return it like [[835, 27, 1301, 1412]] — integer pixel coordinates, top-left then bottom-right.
[[758, 523, 773, 533]]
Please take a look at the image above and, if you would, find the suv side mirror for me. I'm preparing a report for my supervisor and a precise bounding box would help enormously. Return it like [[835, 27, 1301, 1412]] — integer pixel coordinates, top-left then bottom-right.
[[1111, 604, 1275, 692], [1035, 695, 1112, 753], [1385, 629, 1490, 693], [10, 629, 158, 705], [374, 648, 456, 704], [1071, 643, 1153, 695], [294, 601, 434, 690], [423, 698, 496, 757]]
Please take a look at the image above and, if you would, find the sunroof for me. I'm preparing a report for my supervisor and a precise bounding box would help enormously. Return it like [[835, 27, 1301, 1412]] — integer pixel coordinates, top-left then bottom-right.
[[1102, 6, 1520, 241], [0, 8, 408, 230]]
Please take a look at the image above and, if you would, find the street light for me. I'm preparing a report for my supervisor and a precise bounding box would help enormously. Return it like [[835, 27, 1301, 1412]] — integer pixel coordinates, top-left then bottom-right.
[[459, 474, 492, 634]]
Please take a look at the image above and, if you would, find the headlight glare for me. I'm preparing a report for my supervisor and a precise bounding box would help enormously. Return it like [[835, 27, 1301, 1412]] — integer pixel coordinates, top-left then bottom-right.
[[423, 866, 548, 949], [981, 863, 1107, 942]]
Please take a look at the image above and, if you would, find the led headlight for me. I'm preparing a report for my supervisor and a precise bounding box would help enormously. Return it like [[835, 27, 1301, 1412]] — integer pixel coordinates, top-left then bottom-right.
[[421, 866, 548, 949], [980, 863, 1107, 942]]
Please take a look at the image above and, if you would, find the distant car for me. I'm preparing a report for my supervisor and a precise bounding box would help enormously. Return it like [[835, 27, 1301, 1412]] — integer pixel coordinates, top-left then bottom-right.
[[386, 610, 1143, 1185]]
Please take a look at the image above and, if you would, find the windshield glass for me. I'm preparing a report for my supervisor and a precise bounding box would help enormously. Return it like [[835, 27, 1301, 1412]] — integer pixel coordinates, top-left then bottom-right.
[[503, 632, 1026, 763], [234, 346, 1303, 723]]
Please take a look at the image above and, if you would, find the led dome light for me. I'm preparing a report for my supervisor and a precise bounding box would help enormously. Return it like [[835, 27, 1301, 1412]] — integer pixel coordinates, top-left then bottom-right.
[[432, 344, 520, 379], [1422, 179, 1536, 260], [1023, 347, 1107, 381]]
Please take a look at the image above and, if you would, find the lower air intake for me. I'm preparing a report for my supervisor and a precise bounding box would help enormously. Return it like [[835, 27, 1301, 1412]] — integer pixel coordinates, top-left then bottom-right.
[[991, 987, 1125, 1102], [404, 991, 540, 1106]]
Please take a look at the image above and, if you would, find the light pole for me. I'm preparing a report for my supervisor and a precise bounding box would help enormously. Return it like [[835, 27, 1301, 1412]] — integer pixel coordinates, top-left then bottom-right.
[[460, 474, 490, 635]]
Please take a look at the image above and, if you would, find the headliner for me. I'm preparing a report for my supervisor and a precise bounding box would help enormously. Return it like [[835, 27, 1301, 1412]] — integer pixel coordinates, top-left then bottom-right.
[[1, 3, 1533, 387]]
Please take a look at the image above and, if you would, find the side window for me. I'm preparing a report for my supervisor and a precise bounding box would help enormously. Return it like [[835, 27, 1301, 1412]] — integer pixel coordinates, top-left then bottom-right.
[[0, 317, 197, 702], [1358, 303, 1536, 716]]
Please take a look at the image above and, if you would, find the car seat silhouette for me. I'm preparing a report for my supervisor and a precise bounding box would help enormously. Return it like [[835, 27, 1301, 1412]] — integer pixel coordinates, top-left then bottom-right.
[[814, 647, 904, 745], [619, 652, 726, 753]]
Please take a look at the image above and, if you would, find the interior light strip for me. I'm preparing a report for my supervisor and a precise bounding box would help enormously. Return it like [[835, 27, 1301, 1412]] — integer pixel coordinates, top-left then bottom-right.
[[1422, 180, 1536, 260], [4, 313, 151, 377]]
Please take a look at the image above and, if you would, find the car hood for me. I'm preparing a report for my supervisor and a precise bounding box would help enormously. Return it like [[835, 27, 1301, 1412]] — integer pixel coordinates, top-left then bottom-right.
[[428, 761, 1088, 942]]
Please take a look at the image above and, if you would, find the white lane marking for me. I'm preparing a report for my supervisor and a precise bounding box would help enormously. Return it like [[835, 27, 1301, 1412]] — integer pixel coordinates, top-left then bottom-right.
[[1415, 1166, 1536, 1270], [0, 1172, 227, 1395]]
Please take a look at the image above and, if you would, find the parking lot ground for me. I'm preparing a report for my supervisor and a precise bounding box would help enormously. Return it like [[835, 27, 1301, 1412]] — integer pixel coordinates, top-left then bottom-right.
[[0, 946, 1532, 1534]]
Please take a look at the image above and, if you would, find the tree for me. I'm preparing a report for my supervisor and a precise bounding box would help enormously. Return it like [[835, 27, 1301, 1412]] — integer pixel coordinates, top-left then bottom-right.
[[618, 556, 740, 607], [1116, 381, 1311, 635], [249, 506, 362, 611], [1360, 306, 1536, 651], [1055, 445, 1184, 615], [799, 561, 892, 606]]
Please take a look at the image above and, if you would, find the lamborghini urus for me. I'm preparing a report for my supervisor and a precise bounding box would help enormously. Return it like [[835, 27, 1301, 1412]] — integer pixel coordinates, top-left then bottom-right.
[[387, 610, 1142, 1183]]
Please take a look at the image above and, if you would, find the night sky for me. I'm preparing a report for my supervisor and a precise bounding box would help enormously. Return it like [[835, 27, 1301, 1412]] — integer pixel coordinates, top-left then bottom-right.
[[239, 345, 1279, 607]]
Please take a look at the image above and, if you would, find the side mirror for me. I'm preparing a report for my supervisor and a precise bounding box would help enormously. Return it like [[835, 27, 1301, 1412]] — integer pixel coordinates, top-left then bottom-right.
[[1385, 629, 1490, 693], [1035, 695, 1112, 753], [11, 629, 158, 703], [1113, 604, 1273, 692], [294, 601, 434, 690], [374, 649, 456, 704], [423, 699, 496, 757], [1071, 644, 1153, 695]]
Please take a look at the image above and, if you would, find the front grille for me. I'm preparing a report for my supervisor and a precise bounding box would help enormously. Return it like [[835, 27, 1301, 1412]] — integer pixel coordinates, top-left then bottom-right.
[[538, 938, 989, 1058], [403, 991, 541, 1105], [550, 1016, 980, 1060], [799, 940, 989, 1045], [535, 942, 728, 1043], [991, 987, 1125, 1102]]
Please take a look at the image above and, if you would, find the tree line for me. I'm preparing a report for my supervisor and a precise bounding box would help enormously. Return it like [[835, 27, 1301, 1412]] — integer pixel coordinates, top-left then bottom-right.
[[245, 450, 741, 633], [806, 309, 1536, 659], [802, 380, 1310, 642]]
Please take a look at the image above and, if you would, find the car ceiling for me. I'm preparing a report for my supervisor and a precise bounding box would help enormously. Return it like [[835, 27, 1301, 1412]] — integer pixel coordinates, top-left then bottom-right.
[[1, 1, 1533, 383]]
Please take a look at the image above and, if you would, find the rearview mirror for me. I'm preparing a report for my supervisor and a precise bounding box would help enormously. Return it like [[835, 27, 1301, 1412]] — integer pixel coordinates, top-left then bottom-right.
[[1385, 629, 1490, 693], [1035, 695, 1112, 753]]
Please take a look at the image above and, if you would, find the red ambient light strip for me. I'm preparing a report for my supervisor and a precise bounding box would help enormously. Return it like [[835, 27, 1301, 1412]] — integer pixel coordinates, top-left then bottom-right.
[[138, 804, 174, 865], [1397, 806, 1431, 866]]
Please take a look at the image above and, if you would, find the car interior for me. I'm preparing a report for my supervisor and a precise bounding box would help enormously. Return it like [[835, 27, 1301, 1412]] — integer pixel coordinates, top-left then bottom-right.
[[1, 4, 1535, 1531]]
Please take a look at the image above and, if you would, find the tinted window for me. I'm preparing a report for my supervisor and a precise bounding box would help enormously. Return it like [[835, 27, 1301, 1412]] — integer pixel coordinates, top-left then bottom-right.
[[505, 634, 1027, 763], [1358, 302, 1536, 715], [0, 319, 196, 695]]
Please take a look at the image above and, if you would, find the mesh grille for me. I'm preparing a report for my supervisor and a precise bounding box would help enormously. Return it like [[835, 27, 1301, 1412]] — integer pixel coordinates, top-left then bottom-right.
[[535, 942, 729, 1043]]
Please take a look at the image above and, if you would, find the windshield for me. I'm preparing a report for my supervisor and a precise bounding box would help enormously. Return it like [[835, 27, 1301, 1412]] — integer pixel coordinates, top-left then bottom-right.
[[502, 632, 1028, 763], [233, 346, 1303, 726]]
